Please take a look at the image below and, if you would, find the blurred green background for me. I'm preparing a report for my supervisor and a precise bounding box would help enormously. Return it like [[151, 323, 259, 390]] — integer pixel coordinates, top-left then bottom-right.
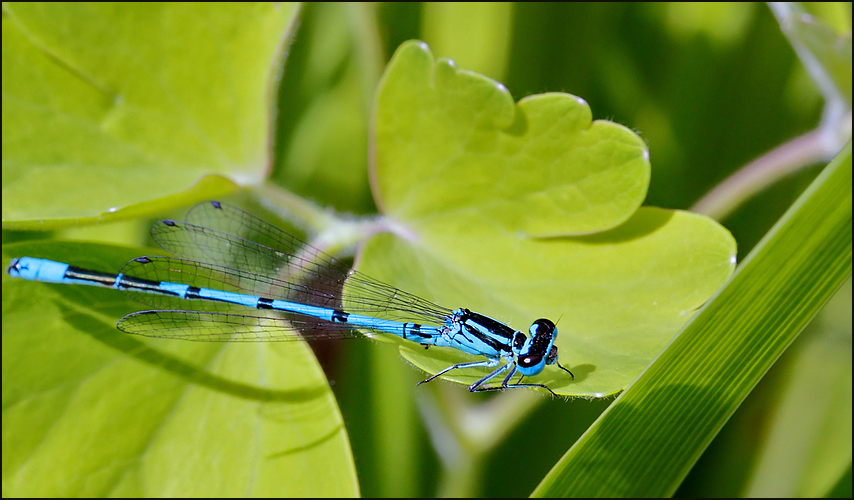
[[3, 2, 850, 497]]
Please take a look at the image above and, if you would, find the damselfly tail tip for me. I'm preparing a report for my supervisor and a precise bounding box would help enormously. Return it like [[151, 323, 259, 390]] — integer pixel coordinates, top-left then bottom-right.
[[6, 257, 22, 276]]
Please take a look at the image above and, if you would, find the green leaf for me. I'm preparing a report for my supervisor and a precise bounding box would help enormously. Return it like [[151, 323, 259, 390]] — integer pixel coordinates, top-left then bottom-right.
[[373, 41, 650, 237], [2, 241, 359, 497], [2, 3, 298, 226], [743, 278, 852, 497], [361, 41, 736, 396], [532, 143, 852, 496]]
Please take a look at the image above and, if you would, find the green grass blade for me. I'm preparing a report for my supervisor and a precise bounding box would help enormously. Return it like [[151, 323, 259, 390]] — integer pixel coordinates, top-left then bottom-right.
[[532, 142, 852, 497]]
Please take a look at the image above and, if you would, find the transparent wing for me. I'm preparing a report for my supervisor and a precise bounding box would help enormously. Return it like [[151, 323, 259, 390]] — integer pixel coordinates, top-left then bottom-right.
[[117, 256, 444, 341], [147, 201, 452, 325]]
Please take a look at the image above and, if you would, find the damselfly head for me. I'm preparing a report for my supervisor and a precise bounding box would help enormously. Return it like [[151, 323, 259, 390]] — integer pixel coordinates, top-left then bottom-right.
[[517, 318, 559, 376], [529, 318, 557, 339]]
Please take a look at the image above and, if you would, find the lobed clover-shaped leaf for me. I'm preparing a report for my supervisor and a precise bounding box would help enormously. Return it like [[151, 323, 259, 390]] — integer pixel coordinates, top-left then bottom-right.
[[2, 3, 298, 225], [359, 41, 736, 396], [372, 41, 650, 237]]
